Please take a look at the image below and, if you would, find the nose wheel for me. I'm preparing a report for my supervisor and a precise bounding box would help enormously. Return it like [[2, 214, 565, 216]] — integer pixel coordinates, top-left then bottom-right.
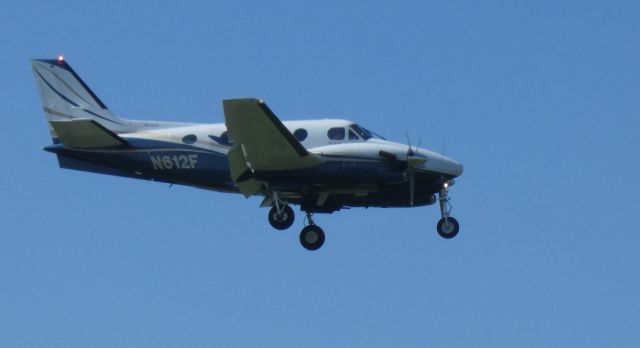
[[436, 181, 460, 239], [437, 216, 459, 238]]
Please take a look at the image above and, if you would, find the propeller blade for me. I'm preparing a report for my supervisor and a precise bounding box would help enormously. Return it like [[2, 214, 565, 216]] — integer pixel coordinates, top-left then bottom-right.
[[409, 170, 415, 207], [405, 131, 414, 156]]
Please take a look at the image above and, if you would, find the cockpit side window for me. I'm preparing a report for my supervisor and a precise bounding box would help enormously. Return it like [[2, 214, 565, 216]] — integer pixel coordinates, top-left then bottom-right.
[[350, 124, 384, 140], [327, 127, 345, 140], [348, 129, 359, 140], [350, 124, 372, 140]]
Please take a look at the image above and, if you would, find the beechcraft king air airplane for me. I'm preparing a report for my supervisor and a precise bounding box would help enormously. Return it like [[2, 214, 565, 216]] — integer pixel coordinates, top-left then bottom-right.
[[31, 56, 464, 250]]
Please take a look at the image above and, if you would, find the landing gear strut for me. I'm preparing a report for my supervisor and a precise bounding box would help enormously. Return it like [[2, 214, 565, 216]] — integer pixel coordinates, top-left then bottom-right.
[[436, 181, 460, 239], [268, 193, 294, 230], [299, 213, 325, 251]]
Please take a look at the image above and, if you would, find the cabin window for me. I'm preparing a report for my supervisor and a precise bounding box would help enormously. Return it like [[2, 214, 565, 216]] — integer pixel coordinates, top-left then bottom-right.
[[293, 128, 308, 142], [209, 132, 231, 145], [327, 127, 345, 140], [182, 134, 197, 144], [348, 129, 359, 140]]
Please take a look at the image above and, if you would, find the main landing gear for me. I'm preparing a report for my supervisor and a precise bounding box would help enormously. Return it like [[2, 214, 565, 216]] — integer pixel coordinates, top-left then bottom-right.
[[299, 213, 325, 251], [436, 181, 460, 239], [268, 204, 294, 230], [267, 195, 325, 251]]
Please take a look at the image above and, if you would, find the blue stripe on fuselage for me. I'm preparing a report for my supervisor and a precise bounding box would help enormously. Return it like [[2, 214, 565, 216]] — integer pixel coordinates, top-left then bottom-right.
[[44, 138, 235, 191], [43, 137, 449, 205]]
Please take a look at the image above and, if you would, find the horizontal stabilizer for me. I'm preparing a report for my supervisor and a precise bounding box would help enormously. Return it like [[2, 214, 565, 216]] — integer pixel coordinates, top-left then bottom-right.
[[49, 119, 128, 148]]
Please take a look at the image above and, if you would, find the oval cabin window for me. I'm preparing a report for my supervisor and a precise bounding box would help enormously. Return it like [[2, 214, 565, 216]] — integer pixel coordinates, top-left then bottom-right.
[[293, 128, 308, 142], [182, 134, 197, 144], [327, 127, 345, 140]]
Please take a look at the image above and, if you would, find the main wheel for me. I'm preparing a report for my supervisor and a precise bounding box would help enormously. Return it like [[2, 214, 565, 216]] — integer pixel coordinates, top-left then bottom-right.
[[437, 217, 460, 239], [268, 205, 295, 230], [299, 225, 325, 251]]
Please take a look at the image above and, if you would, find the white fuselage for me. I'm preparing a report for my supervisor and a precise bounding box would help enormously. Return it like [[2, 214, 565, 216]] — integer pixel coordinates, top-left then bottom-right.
[[121, 118, 463, 178]]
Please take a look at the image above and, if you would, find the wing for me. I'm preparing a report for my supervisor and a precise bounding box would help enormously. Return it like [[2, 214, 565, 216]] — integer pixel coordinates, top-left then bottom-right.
[[223, 98, 324, 197], [223, 98, 324, 171]]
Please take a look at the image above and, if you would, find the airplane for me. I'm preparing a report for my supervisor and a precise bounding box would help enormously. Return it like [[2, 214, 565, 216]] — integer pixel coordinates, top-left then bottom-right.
[[31, 56, 464, 251]]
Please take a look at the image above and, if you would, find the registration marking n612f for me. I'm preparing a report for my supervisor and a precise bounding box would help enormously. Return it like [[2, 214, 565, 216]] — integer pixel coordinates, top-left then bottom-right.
[[151, 154, 198, 170]]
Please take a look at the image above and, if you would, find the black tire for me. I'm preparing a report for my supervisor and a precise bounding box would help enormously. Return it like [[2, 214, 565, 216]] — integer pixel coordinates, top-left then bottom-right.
[[437, 217, 460, 239], [299, 225, 325, 251], [268, 205, 295, 230]]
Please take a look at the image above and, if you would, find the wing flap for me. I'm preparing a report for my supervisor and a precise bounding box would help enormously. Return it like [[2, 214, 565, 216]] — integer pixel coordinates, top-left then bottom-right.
[[223, 99, 324, 171], [228, 144, 263, 197], [49, 119, 128, 148]]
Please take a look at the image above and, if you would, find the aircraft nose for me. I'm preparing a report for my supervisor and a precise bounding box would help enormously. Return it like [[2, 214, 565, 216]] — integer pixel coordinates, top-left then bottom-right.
[[421, 153, 464, 177], [447, 159, 464, 177]]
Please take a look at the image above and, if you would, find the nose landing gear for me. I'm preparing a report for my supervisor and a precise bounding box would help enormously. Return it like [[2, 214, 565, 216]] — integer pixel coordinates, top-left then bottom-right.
[[436, 181, 460, 239]]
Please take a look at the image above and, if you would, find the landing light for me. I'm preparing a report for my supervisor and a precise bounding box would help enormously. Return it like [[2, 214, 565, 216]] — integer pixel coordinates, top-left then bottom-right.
[[57, 55, 64, 62], [443, 182, 449, 189]]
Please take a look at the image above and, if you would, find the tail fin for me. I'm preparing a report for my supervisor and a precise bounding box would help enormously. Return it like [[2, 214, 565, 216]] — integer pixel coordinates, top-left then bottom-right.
[[31, 57, 130, 142]]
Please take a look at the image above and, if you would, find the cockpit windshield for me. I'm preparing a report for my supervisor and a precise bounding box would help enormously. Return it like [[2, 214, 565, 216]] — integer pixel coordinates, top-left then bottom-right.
[[350, 124, 384, 140]]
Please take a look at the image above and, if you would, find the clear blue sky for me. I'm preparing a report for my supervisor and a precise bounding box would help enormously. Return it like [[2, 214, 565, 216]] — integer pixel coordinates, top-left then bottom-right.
[[1, 0, 639, 346]]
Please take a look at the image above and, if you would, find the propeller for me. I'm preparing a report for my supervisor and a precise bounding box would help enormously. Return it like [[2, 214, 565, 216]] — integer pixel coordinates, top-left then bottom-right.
[[405, 133, 426, 206], [378, 133, 427, 206]]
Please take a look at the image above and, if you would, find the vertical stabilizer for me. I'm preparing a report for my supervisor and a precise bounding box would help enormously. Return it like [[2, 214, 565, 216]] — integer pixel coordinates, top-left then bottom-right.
[[31, 57, 131, 141]]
